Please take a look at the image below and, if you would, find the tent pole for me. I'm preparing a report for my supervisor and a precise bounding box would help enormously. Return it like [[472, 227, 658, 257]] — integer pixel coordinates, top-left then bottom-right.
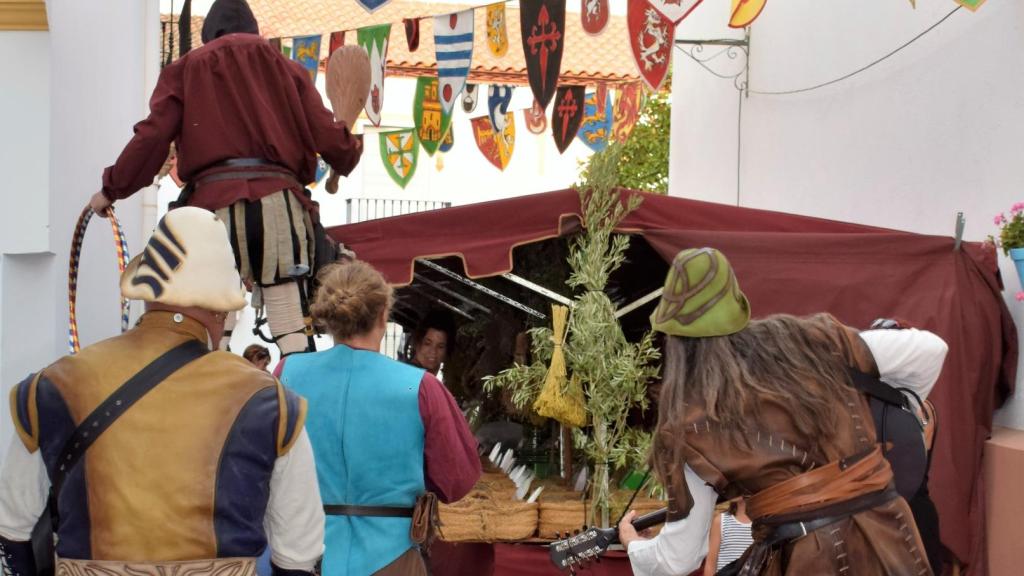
[[614, 288, 665, 319], [501, 273, 574, 307], [414, 273, 492, 314], [417, 259, 547, 320]]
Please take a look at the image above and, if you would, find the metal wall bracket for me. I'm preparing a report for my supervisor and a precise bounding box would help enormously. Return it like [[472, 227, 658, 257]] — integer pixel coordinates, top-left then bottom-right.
[[675, 30, 750, 95]]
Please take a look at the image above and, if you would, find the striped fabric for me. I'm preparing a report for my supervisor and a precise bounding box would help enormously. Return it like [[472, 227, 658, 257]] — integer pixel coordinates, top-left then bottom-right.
[[717, 513, 754, 571], [433, 9, 474, 113]]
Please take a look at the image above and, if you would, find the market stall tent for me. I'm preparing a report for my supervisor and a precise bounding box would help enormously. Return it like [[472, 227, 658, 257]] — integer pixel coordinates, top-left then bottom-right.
[[328, 188, 1016, 570]]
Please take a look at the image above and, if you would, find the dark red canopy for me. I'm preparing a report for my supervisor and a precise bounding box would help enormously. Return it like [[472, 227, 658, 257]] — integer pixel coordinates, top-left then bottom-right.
[[328, 189, 1017, 572]]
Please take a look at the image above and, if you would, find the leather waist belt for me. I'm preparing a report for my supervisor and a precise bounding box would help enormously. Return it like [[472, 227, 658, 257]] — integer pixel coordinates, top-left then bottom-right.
[[746, 445, 894, 521], [195, 158, 300, 187], [324, 504, 414, 518], [759, 487, 899, 546]]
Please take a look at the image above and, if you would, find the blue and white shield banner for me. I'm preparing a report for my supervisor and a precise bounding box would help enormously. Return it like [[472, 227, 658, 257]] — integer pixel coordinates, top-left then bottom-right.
[[488, 85, 514, 132], [434, 10, 475, 114], [355, 0, 391, 13]]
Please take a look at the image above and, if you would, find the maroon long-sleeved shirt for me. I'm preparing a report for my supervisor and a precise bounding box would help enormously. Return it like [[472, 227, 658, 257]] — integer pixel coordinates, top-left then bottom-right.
[[101, 33, 362, 213], [274, 358, 481, 502]]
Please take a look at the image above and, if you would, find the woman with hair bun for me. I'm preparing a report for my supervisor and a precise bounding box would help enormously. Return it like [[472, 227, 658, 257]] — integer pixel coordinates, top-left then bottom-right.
[[276, 261, 481, 576]]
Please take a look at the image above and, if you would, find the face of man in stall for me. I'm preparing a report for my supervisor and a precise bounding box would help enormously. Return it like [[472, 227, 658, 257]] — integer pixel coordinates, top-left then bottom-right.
[[414, 328, 448, 374]]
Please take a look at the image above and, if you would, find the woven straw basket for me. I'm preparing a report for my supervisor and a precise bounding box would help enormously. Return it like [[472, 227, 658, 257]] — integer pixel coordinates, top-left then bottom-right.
[[438, 492, 539, 542]]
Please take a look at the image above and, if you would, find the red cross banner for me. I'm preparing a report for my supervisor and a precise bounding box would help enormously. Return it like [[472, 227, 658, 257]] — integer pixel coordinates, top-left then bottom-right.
[[520, 0, 566, 109], [552, 85, 585, 154]]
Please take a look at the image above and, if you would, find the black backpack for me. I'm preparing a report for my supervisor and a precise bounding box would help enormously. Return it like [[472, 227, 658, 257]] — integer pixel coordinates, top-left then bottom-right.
[[848, 369, 929, 499]]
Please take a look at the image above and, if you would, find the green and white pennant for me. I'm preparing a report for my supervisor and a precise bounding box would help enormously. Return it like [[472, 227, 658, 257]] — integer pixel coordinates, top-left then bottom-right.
[[379, 128, 419, 188], [357, 24, 392, 126]]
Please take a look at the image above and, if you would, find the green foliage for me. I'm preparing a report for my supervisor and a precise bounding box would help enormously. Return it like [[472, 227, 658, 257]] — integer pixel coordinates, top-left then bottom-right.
[[482, 326, 554, 410], [997, 206, 1024, 255], [485, 145, 662, 527], [580, 85, 672, 194]]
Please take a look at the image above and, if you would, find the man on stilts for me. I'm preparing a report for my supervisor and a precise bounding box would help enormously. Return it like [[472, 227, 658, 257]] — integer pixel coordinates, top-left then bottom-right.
[[90, 0, 363, 356]]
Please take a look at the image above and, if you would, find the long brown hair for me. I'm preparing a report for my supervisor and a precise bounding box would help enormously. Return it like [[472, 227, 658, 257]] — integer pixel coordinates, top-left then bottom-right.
[[652, 313, 860, 502]]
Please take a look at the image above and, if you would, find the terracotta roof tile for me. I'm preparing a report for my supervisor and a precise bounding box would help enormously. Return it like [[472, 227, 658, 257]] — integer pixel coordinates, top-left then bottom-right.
[[247, 0, 639, 86]]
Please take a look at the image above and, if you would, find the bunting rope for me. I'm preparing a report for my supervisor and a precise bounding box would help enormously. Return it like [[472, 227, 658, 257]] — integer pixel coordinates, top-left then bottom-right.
[[68, 206, 131, 354], [747, 6, 963, 96]]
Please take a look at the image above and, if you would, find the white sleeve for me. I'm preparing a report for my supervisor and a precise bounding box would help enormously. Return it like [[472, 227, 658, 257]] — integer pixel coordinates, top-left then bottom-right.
[[859, 328, 949, 401], [264, 430, 325, 571], [627, 464, 716, 576], [0, 437, 49, 541]]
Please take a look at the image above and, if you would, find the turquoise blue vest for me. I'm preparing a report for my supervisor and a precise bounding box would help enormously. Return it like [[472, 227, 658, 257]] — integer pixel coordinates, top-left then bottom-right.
[[281, 345, 426, 576]]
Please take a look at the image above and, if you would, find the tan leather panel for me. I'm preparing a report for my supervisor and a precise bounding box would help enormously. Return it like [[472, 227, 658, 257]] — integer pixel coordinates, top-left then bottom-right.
[[45, 312, 278, 561]]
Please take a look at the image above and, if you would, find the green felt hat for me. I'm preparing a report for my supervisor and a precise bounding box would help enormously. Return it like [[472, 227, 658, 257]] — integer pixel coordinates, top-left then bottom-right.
[[651, 248, 750, 338]]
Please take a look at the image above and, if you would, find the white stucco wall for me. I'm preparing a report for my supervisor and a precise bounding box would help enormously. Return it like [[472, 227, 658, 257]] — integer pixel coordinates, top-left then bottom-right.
[[0, 1, 159, 462], [669, 0, 1024, 429]]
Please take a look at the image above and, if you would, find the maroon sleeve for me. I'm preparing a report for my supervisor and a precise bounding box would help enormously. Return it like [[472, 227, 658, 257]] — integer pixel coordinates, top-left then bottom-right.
[[101, 61, 185, 201], [419, 372, 481, 503], [291, 62, 363, 177], [272, 357, 286, 379]]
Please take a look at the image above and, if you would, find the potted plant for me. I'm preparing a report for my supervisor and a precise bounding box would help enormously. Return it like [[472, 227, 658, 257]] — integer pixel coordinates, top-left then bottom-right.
[[995, 203, 1024, 298]]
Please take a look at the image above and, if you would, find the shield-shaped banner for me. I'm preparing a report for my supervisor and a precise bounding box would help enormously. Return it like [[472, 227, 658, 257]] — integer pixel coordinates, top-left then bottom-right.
[[357, 24, 391, 126], [552, 85, 585, 154], [488, 85, 514, 132], [329, 31, 345, 54], [649, 0, 703, 24], [520, 0, 566, 109], [576, 91, 613, 152], [629, 1, 675, 91], [472, 113, 516, 171], [595, 83, 608, 115], [729, 0, 767, 28], [404, 18, 420, 52], [311, 156, 329, 187], [355, 0, 391, 13], [379, 129, 419, 188], [486, 4, 509, 57], [525, 99, 548, 135], [440, 125, 455, 153], [435, 10, 475, 114], [462, 84, 480, 113], [414, 76, 452, 157], [612, 83, 642, 143], [580, 0, 609, 35], [292, 35, 322, 84]]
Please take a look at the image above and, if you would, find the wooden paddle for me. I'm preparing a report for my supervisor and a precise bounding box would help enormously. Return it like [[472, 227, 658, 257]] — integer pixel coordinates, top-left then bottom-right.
[[324, 45, 371, 194]]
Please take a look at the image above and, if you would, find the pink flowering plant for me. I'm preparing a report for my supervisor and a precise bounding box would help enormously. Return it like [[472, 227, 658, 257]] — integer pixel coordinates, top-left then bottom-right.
[[994, 202, 1024, 255]]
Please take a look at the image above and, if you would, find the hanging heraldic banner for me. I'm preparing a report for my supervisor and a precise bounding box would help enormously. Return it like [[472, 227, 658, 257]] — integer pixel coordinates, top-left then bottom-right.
[[462, 84, 480, 113], [629, 0, 675, 91], [520, 0, 566, 109], [612, 82, 642, 143], [729, 0, 767, 28], [525, 99, 548, 135], [552, 85, 585, 154], [404, 18, 421, 51], [577, 91, 613, 152], [357, 24, 392, 126], [380, 129, 419, 188], [435, 10, 475, 114], [355, 0, 391, 13], [648, 0, 704, 24], [488, 85, 514, 132], [472, 114, 516, 171], [486, 4, 509, 57], [292, 35, 322, 84], [414, 76, 452, 157], [580, 0, 609, 35]]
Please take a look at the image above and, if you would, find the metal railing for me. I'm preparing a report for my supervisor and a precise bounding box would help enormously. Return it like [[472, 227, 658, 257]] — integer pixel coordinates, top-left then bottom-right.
[[346, 198, 450, 224]]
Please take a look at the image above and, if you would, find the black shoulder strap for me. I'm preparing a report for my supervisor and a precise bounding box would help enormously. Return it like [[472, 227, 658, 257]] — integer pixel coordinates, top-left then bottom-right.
[[847, 369, 910, 409], [51, 339, 209, 497]]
